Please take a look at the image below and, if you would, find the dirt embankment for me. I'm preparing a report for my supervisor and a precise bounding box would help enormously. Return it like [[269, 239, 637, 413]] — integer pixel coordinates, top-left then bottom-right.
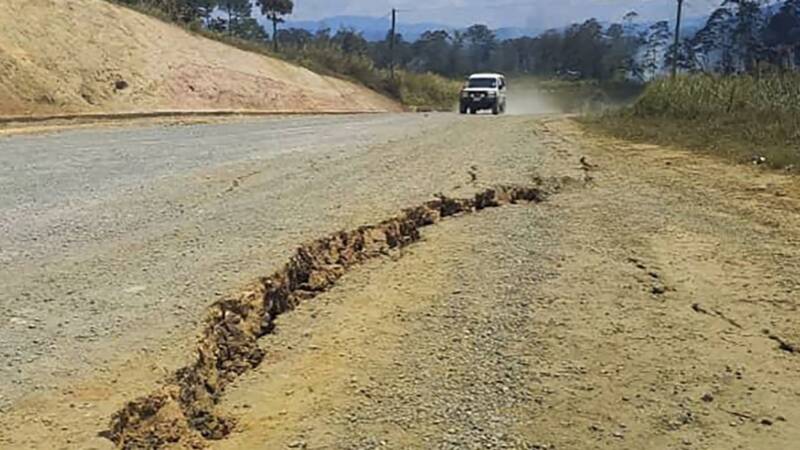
[[0, 0, 400, 119]]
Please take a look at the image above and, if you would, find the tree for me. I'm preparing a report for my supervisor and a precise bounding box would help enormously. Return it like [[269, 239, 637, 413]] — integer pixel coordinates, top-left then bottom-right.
[[276, 28, 314, 50], [332, 29, 369, 56], [258, 0, 294, 51], [234, 17, 269, 41], [464, 24, 497, 72], [724, 0, 769, 71], [491, 39, 522, 74], [448, 30, 470, 76], [665, 40, 696, 75], [690, 5, 736, 73], [622, 11, 640, 36], [370, 31, 412, 69], [562, 19, 606, 79], [602, 22, 643, 81], [410, 30, 452, 74], [119, 0, 216, 23], [217, 0, 253, 36], [764, 0, 800, 68], [529, 29, 564, 75], [640, 21, 671, 79]]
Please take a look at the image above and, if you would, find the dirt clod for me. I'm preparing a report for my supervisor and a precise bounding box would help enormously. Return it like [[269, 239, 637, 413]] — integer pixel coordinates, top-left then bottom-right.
[[651, 284, 667, 295]]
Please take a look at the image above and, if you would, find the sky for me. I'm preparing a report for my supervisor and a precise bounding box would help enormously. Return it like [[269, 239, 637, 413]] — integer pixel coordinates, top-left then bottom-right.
[[289, 0, 726, 29]]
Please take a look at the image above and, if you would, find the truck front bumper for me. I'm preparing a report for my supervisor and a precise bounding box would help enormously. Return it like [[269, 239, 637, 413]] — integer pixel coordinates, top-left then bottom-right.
[[461, 96, 497, 110]]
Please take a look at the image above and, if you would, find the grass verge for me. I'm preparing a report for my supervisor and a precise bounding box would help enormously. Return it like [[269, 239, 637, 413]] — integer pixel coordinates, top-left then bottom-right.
[[584, 74, 800, 171]]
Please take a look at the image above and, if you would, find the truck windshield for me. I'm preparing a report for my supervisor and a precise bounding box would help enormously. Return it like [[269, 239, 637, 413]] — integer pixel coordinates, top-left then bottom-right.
[[468, 78, 497, 88]]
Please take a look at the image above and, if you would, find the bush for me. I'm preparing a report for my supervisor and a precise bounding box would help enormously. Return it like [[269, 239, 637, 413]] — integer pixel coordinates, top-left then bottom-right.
[[392, 72, 461, 111], [276, 43, 460, 111]]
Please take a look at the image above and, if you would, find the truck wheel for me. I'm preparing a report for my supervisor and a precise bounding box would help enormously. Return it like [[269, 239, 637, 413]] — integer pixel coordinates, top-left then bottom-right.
[[492, 103, 500, 115], [459, 105, 467, 114]]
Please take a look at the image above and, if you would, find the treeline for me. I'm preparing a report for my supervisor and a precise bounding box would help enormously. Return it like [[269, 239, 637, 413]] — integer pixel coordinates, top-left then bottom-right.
[[115, 0, 293, 45], [678, 0, 800, 73], [368, 0, 800, 81], [115, 0, 800, 84]]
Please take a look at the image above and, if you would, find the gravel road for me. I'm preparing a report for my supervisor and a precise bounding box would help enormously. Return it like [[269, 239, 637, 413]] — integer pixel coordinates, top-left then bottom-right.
[[2, 113, 800, 449], [0, 113, 464, 407], [0, 112, 545, 447]]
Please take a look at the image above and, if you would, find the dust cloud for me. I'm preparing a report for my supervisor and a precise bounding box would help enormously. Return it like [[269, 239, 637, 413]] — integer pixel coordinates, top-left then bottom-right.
[[505, 82, 566, 115], [504, 78, 641, 116]]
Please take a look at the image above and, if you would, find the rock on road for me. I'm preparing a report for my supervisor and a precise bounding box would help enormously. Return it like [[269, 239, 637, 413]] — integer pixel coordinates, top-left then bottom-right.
[[2, 113, 800, 449]]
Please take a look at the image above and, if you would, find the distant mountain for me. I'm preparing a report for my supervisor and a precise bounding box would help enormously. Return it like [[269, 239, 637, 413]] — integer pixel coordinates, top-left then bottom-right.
[[584, 15, 707, 39], [277, 14, 710, 42], [284, 15, 453, 41], [282, 15, 541, 41], [495, 27, 542, 40]]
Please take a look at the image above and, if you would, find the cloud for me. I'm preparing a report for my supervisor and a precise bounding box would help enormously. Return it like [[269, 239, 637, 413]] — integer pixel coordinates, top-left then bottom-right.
[[289, 0, 722, 29]]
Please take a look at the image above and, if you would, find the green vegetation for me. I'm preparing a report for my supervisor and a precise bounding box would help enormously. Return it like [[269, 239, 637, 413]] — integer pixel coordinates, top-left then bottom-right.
[[274, 39, 460, 111], [388, 72, 462, 111], [587, 74, 800, 170]]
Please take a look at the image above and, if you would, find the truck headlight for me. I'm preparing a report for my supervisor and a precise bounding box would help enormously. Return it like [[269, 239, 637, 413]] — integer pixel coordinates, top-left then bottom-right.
[[488, 91, 497, 97], [461, 91, 469, 98]]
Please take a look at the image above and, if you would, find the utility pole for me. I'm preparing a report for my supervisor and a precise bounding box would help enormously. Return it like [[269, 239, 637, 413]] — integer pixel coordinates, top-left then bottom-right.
[[227, 3, 232, 36], [671, 0, 684, 78], [390, 8, 397, 80]]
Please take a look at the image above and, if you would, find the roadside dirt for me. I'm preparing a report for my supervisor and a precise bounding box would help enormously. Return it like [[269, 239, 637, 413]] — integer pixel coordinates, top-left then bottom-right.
[[209, 119, 800, 449], [2, 114, 800, 449], [0, 0, 399, 118]]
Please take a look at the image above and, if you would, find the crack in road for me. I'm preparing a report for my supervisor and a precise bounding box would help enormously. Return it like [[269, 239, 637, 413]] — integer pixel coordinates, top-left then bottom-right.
[[102, 184, 554, 449]]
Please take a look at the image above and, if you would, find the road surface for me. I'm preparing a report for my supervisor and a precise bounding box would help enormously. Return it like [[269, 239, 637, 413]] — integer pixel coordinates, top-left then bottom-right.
[[0, 113, 468, 407], [1, 113, 800, 449]]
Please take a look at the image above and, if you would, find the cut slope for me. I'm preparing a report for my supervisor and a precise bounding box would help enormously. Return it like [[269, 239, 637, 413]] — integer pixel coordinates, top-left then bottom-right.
[[0, 0, 400, 118]]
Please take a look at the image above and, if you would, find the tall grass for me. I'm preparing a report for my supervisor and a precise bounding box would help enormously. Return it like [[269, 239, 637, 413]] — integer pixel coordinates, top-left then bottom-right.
[[591, 74, 800, 170], [276, 44, 459, 111], [392, 72, 461, 111], [634, 75, 800, 120]]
